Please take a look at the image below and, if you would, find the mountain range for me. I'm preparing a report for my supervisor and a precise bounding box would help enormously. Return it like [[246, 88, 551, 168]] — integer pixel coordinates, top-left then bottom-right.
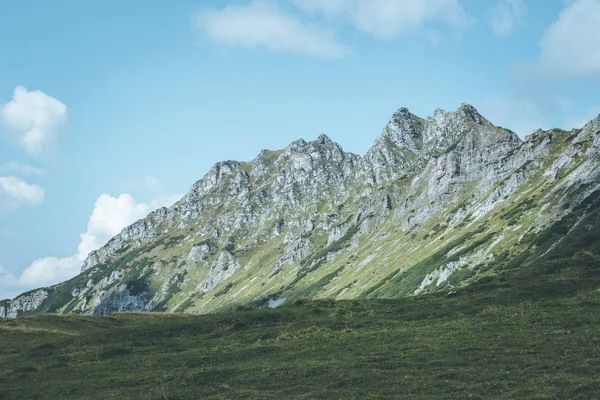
[[2, 103, 600, 318]]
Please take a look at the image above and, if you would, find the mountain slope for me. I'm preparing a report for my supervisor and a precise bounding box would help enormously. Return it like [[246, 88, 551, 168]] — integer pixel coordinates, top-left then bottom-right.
[[2, 103, 600, 318], [3, 210, 600, 398]]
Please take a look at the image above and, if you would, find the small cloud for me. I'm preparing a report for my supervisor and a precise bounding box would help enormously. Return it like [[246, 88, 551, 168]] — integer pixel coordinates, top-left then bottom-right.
[[17, 256, 82, 287], [76, 194, 152, 261], [0, 161, 45, 177], [536, 0, 600, 77], [0, 86, 68, 157], [490, 0, 526, 37], [292, 0, 472, 39], [0, 190, 182, 297], [349, 0, 472, 39], [194, 0, 350, 58], [0, 176, 44, 214]]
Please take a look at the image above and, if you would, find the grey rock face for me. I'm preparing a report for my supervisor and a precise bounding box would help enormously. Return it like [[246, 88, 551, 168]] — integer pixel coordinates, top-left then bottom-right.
[[0, 289, 48, 318], [7, 103, 600, 317], [93, 282, 152, 316], [360, 108, 424, 184], [82, 207, 168, 272], [274, 236, 313, 273], [203, 251, 240, 292], [187, 243, 211, 264]]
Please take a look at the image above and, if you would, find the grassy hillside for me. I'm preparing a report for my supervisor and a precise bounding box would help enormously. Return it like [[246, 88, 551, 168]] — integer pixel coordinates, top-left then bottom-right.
[[2, 224, 600, 399]]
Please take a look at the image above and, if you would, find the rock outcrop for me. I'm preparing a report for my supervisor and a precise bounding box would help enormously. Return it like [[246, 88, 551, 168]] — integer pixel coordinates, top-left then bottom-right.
[[4, 104, 600, 318], [0, 289, 48, 318]]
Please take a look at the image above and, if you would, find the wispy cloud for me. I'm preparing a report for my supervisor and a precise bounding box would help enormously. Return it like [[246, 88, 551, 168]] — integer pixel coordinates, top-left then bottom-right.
[[0, 161, 45, 177], [194, 0, 473, 58], [490, 0, 526, 37], [194, 1, 350, 58], [0, 175, 44, 215], [0, 191, 182, 297], [293, 0, 472, 39], [535, 0, 600, 77]]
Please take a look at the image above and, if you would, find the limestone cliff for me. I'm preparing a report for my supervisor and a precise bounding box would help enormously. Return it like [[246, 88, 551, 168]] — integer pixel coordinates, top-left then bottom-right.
[[3, 103, 600, 317]]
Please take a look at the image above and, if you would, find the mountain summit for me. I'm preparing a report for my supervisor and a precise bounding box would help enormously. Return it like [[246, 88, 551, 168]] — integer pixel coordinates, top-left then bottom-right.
[[3, 104, 600, 318]]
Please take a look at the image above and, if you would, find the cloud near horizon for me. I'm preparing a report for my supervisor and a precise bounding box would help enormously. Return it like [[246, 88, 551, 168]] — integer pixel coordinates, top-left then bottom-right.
[[0, 191, 181, 297]]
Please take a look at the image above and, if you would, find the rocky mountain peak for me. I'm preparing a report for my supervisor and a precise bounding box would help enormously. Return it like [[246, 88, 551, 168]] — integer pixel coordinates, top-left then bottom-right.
[[423, 104, 498, 153], [9, 102, 600, 320], [582, 113, 600, 132], [316, 134, 334, 145], [457, 103, 491, 125], [359, 107, 425, 183], [383, 107, 425, 151]]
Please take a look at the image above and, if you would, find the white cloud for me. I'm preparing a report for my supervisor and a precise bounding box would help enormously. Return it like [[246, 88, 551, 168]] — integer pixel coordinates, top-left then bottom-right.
[[537, 0, 600, 77], [490, 0, 526, 37], [353, 0, 470, 38], [1, 86, 68, 156], [292, 0, 472, 39], [0, 190, 182, 298], [0, 161, 45, 177], [76, 194, 151, 261], [0, 175, 44, 214], [18, 256, 82, 287], [194, 0, 350, 58], [0, 256, 80, 298]]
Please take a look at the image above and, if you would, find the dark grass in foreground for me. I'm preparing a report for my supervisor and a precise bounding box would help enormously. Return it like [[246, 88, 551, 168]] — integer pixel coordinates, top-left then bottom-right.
[[2, 257, 600, 400]]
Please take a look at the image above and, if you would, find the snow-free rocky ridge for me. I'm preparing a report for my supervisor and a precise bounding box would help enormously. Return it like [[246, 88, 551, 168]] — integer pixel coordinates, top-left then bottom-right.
[[2, 103, 600, 317]]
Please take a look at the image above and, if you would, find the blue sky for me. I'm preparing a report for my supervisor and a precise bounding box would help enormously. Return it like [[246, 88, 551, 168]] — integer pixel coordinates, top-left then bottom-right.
[[1, 0, 599, 299]]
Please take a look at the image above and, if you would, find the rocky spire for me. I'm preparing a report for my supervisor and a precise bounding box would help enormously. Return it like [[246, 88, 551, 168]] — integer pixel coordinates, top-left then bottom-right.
[[457, 103, 491, 126], [380, 107, 425, 153], [359, 107, 425, 183]]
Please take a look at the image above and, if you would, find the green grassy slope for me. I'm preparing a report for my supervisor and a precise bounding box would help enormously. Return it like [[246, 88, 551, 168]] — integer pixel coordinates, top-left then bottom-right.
[[2, 203, 600, 399]]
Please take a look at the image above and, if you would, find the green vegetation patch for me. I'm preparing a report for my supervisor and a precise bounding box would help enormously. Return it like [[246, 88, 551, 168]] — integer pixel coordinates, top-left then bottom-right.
[[373, 227, 494, 297], [298, 224, 360, 277]]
